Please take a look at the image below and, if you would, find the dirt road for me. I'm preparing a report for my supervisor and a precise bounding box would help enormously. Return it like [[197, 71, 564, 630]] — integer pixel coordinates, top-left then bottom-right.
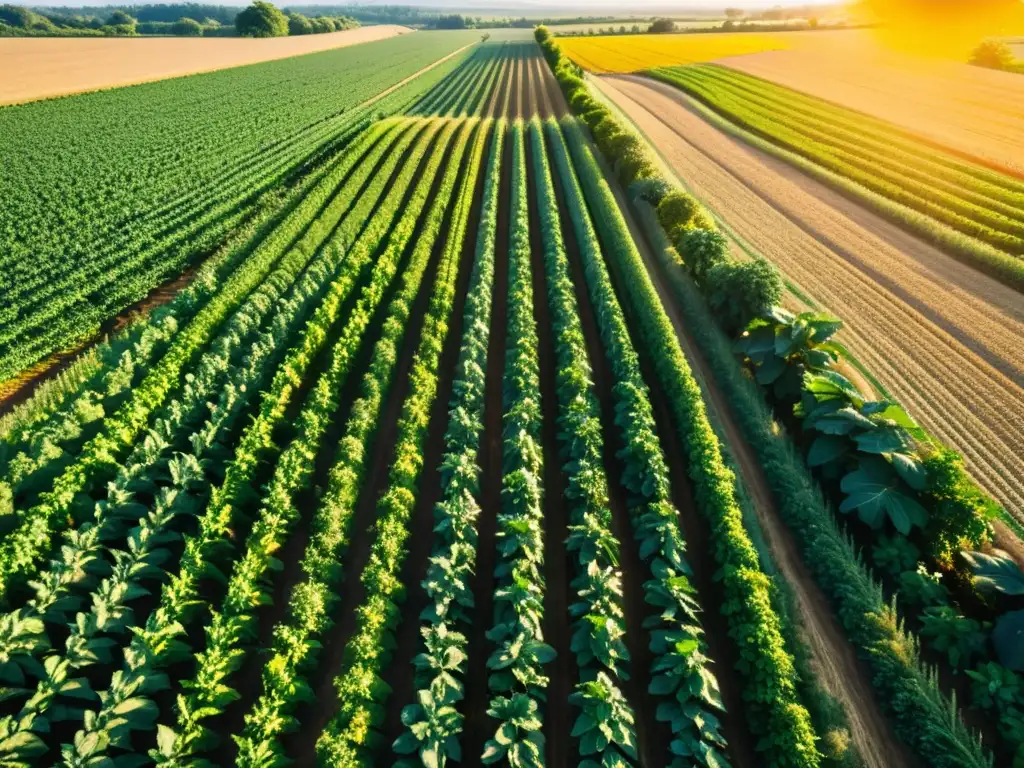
[[594, 73, 1024, 523], [0, 25, 411, 105]]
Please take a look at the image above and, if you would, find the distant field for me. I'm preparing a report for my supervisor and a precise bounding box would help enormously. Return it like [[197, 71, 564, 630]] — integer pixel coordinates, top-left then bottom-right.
[[0, 24, 411, 104], [720, 34, 1024, 175], [558, 30, 792, 72], [552, 20, 722, 35]]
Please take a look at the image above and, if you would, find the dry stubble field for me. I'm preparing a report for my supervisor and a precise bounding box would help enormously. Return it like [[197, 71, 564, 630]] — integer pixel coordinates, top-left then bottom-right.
[[0, 24, 411, 105], [594, 74, 1024, 522]]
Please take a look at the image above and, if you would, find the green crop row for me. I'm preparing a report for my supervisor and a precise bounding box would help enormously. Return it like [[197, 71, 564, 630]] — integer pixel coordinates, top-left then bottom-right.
[[528, 117, 639, 766], [316, 118, 487, 767], [558, 114, 821, 768], [393, 119, 505, 768], [0, 118, 416, 768], [544, 117, 732, 768], [637, 202, 995, 768], [535, 26, 1001, 766], [477, 121, 554, 768], [646, 67, 1024, 255], [238, 117, 482, 766], [147, 118, 456, 766]]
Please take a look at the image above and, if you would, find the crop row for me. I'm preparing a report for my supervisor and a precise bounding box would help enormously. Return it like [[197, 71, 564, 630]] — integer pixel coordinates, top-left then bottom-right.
[[543, 117, 733, 768], [148, 118, 458, 767], [475, 121, 554, 768], [393, 119, 505, 767], [316, 117, 488, 766], [528, 118, 639, 765], [558, 112, 821, 766], [237, 116, 482, 766], [647, 66, 1024, 255]]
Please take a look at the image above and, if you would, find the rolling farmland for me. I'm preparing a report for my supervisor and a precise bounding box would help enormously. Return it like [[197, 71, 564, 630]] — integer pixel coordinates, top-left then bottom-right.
[[0, 38, 830, 768], [0, 24, 413, 105], [2, 22, 1023, 768], [591, 74, 1024, 520]]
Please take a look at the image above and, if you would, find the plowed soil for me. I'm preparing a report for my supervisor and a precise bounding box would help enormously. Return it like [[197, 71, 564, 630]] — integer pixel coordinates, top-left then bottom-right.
[[0, 25, 411, 105], [595, 73, 1024, 524]]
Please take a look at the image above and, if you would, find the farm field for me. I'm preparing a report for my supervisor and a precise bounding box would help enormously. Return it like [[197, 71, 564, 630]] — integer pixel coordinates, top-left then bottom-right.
[[593, 73, 1024, 522], [646, 64, 1024, 273], [0, 24, 412, 105], [719, 40, 1024, 174], [0, 39, 837, 768], [3, 22, 1023, 768], [0, 31, 480, 388], [558, 29, 795, 72]]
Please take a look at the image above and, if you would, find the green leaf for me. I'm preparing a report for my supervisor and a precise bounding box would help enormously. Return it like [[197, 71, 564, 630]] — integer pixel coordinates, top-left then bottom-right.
[[807, 435, 847, 468], [962, 550, 1024, 596]]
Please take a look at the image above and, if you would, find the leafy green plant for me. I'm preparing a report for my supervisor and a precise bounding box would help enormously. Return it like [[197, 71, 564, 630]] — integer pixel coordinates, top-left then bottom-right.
[[919, 606, 989, 670]]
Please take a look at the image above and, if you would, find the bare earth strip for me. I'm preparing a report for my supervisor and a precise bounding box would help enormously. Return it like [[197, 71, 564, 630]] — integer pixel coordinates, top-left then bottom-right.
[[589, 127, 911, 768], [594, 73, 1024, 524], [0, 24, 412, 105], [717, 38, 1024, 175]]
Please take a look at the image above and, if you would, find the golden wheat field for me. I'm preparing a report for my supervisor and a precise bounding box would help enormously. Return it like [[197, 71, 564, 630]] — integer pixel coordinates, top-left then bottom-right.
[[557, 30, 796, 72]]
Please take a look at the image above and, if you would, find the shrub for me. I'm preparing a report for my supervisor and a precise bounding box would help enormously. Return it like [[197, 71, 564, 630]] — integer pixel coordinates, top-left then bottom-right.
[[569, 90, 597, 113], [677, 228, 729, 283], [705, 258, 783, 334], [615, 138, 657, 185], [171, 16, 203, 36], [658, 190, 702, 232], [629, 176, 673, 205], [235, 0, 287, 37]]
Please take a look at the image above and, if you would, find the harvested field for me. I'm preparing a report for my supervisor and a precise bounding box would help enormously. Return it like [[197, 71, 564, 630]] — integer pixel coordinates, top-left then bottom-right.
[[595, 73, 1024, 521], [719, 37, 1024, 175], [0, 24, 411, 105]]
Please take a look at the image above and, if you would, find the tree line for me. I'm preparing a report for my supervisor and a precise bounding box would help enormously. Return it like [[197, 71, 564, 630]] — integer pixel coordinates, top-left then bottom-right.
[[0, 1, 357, 38]]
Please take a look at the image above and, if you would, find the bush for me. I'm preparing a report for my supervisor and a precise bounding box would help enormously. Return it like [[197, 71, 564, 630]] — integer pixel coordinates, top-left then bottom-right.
[[648, 18, 676, 34], [629, 176, 673, 205], [569, 90, 597, 113], [677, 228, 729, 283], [235, 1, 287, 37], [171, 16, 202, 36], [705, 257, 783, 334], [658, 190, 702, 232], [287, 11, 311, 34], [615, 137, 657, 185]]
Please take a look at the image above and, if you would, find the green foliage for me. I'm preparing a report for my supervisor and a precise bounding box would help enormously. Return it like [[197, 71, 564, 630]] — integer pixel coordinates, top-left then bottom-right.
[[235, 0, 287, 37], [546, 118, 732, 768], [170, 16, 202, 35], [647, 64, 1024, 264], [704, 257, 783, 335], [920, 606, 989, 670], [923, 451, 993, 565], [0, 31, 478, 380], [676, 229, 729, 284], [561, 116, 820, 768], [392, 120, 504, 768], [634, 198, 993, 766]]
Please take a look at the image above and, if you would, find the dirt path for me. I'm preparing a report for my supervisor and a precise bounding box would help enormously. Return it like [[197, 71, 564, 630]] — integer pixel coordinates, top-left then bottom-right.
[[583, 124, 913, 768], [0, 25, 416, 105], [595, 74, 1024, 522]]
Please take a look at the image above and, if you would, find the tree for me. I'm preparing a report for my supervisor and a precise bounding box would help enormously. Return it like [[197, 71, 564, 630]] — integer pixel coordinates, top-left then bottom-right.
[[648, 18, 676, 34], [287, 11, 311, 35], [171, 16, 203, 36], [107, 10, 135, 26], [969, 39, 1016, 70], [235, 1, 287, 38], [725, 8, 745, 19], [434, 13, 468, 30]]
